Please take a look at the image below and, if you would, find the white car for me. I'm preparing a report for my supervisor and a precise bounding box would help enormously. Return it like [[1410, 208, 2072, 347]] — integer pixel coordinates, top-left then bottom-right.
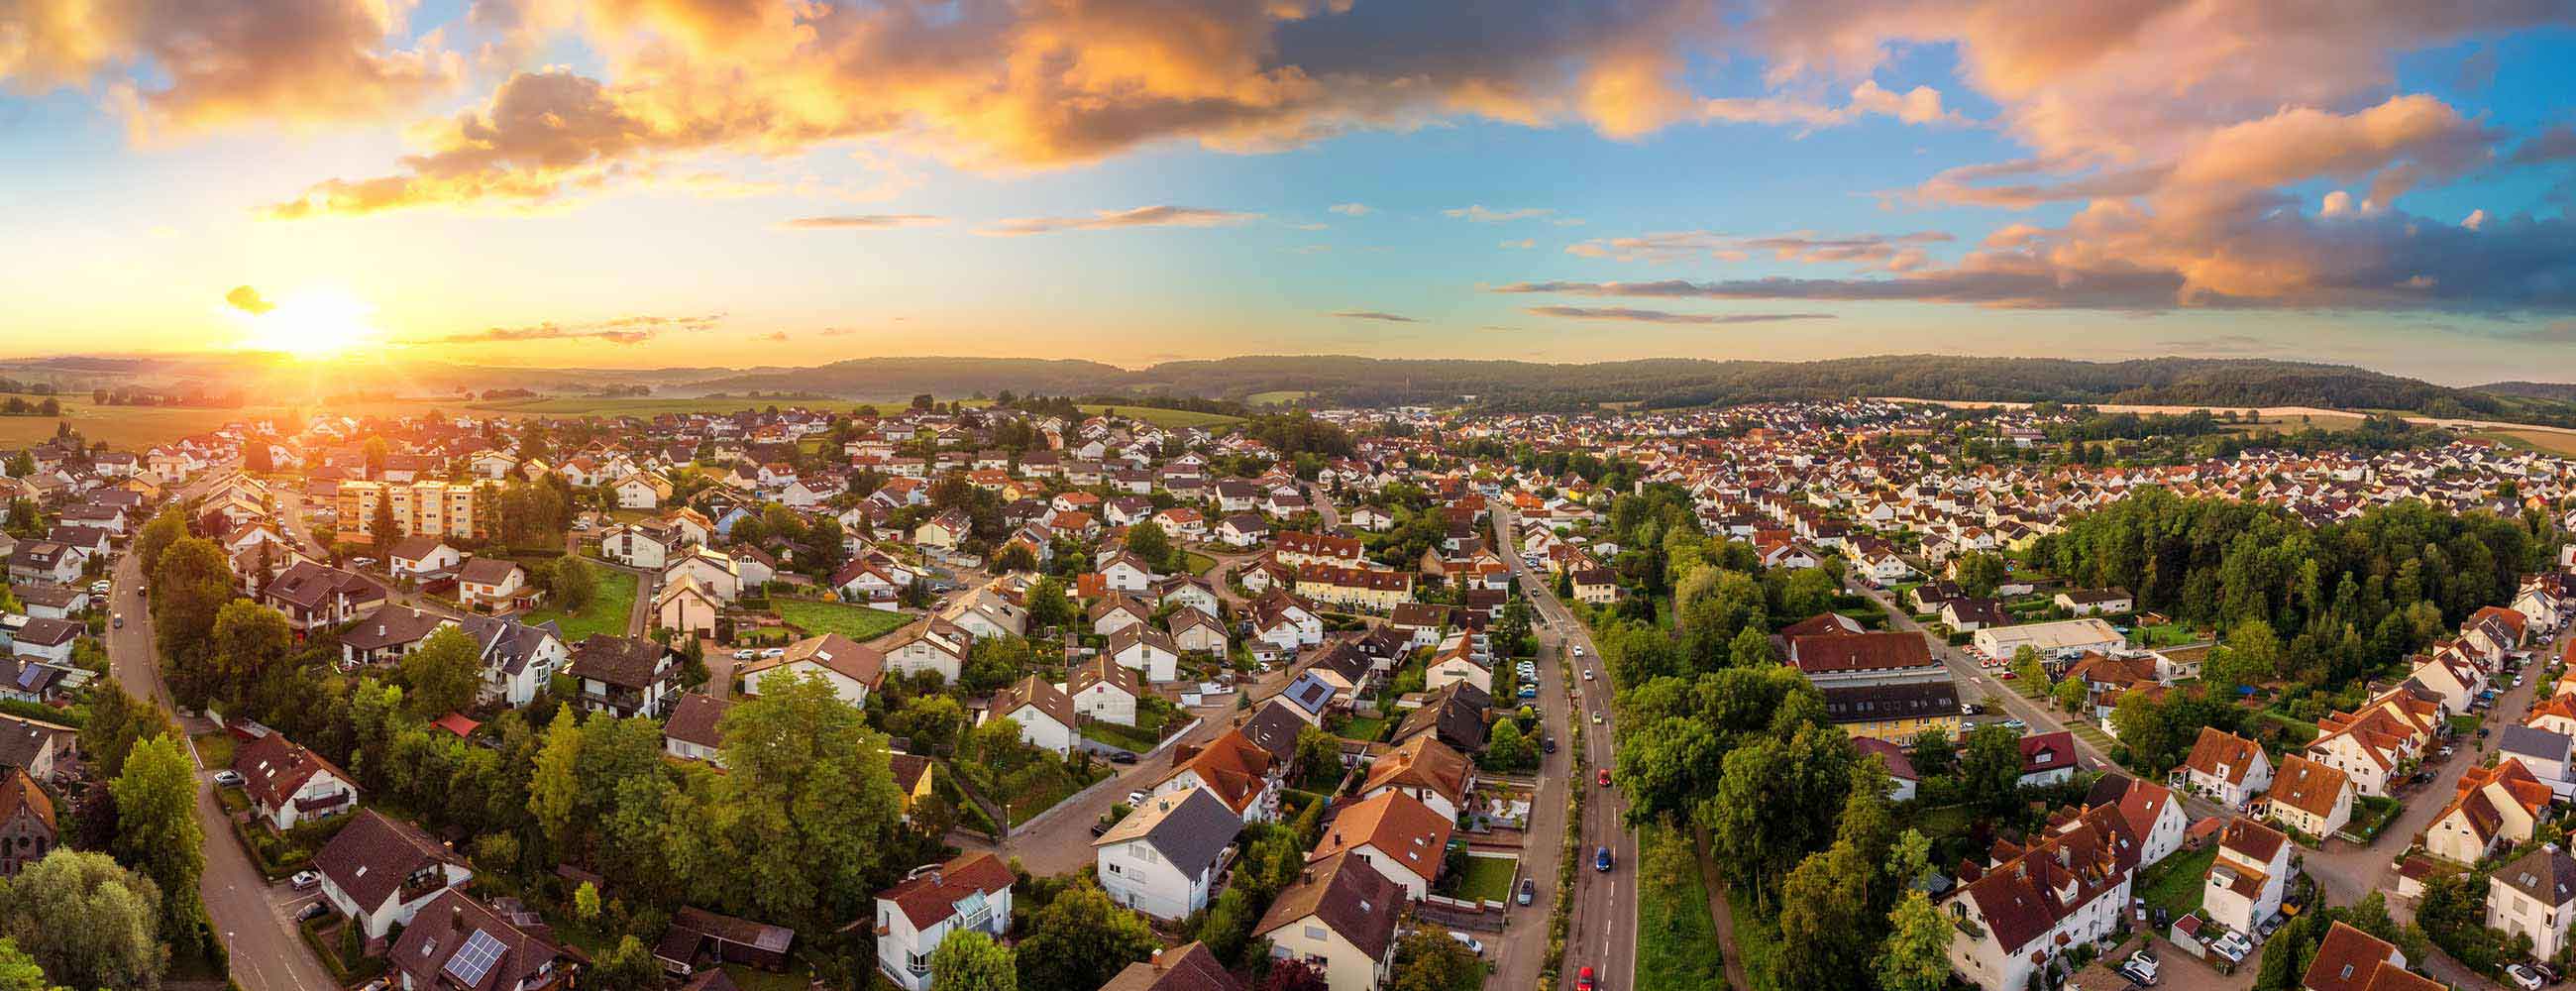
[[732, 650, 755, 660], [1448, 932, 1485, 955], [288, 870, 322, 891], [2507, 963, 2544, 991], [1583, 669, 1595, 681], [212, 770, 244, 787], [760, 647, 786, 658], [2124, 950, 2159, 983]]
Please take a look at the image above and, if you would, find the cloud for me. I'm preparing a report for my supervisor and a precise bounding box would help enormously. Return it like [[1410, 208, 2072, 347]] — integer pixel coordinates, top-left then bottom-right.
[[1566, 230, 1952, 267], [818, 327, 859, 336], [1445, 205, 1554, 223], [1500, 239, 1536, 249], [432, 313, 724, 345], [1330, 310, 1420, 323], [764, 331, 789, 342], [776, 214, 945, 230], [1702, 79, 1966, 132], [1329, 203, 1372, 216], [1524, 305, 1837, 325], [975, 205, 1258, 237], [224, 285, 274, 315], [2, 0, 460, 136]]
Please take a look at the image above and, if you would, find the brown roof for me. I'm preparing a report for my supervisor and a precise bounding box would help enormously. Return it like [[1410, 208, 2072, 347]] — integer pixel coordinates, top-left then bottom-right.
[[2267, 753, 2351, 820], [889, 753, 932, 795], [1099, 941, 1243, 991], [1254, 850, 1404, 960], [313, 809, 464, 912], [663, 693, 731, 751], [1359, 735, 1472, 806], [740, 633, 885, 690], [2218, 817, 2288, 866], [1786, 631, 1934, 675], [2183, 726, 2266, 784], [2302, 921, 2401, 991], [990, 675, 1077, 731], [0, 766, 53, 834], [389, 889, 561, 991], [568, 634, 672, 690], [875, 852, 1015, 931], [232, 732, 354, 813], [1159, 729, 1277, 816], [1311, 790, 1452, 884]]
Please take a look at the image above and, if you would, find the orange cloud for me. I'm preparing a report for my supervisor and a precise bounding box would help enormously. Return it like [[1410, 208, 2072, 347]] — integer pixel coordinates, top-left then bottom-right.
[[975, 206, 1259, 237]]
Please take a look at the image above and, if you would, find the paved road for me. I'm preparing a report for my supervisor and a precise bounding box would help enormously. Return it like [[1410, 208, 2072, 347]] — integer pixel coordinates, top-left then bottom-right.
[[1492, 508, 1637, 991], [109, 546, 340, 991]]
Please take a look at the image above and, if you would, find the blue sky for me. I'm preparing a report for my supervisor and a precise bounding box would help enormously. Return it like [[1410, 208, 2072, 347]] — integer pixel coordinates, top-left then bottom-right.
[[1, 2, 2572, 383]]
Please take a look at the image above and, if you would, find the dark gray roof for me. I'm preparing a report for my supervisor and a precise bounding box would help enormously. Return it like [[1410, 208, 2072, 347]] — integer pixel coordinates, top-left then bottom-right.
[[1094, 787, 1241, 876], [2500, 725, 2571, 762], [2497, 845, 2576, 907]]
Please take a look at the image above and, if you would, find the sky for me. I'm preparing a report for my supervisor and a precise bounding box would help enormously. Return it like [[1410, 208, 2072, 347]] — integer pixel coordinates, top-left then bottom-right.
[[4, 1, 2576, 385]]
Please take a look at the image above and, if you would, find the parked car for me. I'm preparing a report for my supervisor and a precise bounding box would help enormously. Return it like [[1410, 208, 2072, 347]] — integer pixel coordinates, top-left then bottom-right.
[[2506, 963, 2544, 991], [760, 647, 786, 658], [731, 649, 755, 660], [1517, 878, 1536, 906], [1126, 790, 1146, 806], [1109, 751, 1137, 764], [2125, 949, 2158, 982], [288, 870, 322, 891], [212, 770, 243, 787], [1594, 846, 1614, 872], [2001, 718, 2027, 731], [296, 902, 332, 923], [1518, 687, 1539, 699], [1543, 736, 1556, 754], [1448, 932, 1484, 956], [87, 581, 108, 595], [111, 613, 122, 629]]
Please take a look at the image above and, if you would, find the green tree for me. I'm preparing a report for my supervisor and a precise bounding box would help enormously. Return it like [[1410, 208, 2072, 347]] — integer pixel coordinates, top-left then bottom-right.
[[551, 554, 598, 612], [107, 735, 205, 958], [572, 881, 600, 923], [0, 936, 62, 991], [0, 850, 161, 991], [2009, 645, 2046, 687], [1952, 552, 2007, 598], [1294, 725, 1343, 784], [1024, 577, 1076, 631], [149, 537, 235, 707], [1958, 723, 2025, 814], [135, 510, 188, 578], [1877, 891, 1952, 991], [1726, 624, 1772, 667], [1125, 521, 1175, 573], [398, 626, 483, 718], [589, 936, 660, 989], [1195, 887, 1261, 967], [527, 705, 585, 843], [930, 929, 1018, 991], [717, 673, 903, 930], [2052, 675, 2088, 713], [891, 695, 968, 754], [1483, 718, 1536, 773], [1777, 567, 1839, 618], [1702, 725, 1855, 905], [1908, 726, 1956, 778], [1014, 883, 1157, 991], [1389, 928, 1482, 991], [77, 680, 176, 781], [207, 601, 292, 706]]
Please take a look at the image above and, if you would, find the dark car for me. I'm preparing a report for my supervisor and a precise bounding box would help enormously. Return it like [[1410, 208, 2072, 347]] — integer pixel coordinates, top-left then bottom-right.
[[1109, 751, 1138, 764], [1594, 846, 1614, 872], [1517, 878, 1537, 906], [296, 902, 331, 923], [1543, 736, 1557, 754]]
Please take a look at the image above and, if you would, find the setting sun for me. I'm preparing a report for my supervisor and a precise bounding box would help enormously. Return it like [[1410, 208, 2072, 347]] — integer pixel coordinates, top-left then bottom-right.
[[235, 289, 380, 359]]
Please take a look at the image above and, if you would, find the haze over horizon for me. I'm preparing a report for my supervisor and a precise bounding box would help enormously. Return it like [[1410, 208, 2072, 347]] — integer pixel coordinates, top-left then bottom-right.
[[6, 2, 2576, 384]]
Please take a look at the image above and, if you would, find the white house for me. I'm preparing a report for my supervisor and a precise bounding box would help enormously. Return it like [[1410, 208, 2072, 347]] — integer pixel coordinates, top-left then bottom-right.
[[739, 633, 885, 710], [1067, 657, 1141, 727], [598, 523, 672, 569], [884, 620, 970, 684], [985, 676, 1077, 755], [231, 732, 358, 831], [1943, 804, 2137, 991], [1305, 791, 1451, 901], [313, 810, 473, 940], [2176, 727, 2272, 809], [1108, 624, 1182, 683], [2202, 818, 2291, 936], [1254, 853, 1404, 991], [2489, 844, 2576, 963], [872, 853, 1016, 991], [1093, 789, 1242, 922]]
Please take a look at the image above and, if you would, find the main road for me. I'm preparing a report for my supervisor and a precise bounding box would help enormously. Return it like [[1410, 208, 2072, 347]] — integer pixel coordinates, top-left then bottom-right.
[[109, 536, 339, 991], [1491, 507, 1638, 991]]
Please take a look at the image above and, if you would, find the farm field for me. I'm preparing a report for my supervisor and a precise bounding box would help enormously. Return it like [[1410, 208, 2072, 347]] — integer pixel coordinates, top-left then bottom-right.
[[2474, 429, 2576, 457]]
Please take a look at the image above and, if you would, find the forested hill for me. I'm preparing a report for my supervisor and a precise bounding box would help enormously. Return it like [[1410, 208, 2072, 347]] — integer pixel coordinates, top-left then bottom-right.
[[2475, 381, 2576, 402], [679, 354, 2576, 425]]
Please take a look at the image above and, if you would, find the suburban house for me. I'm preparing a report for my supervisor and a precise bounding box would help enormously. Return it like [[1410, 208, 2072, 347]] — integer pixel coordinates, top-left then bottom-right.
[[1307, 791, 1451, 900], [313, 809, 474, 941], [598, 522, 675, 569], [2176, 727, 2273, 809], [388, 889, 566, 991], [567, 634, 680, 718], [232, 731, 359, 830], [2018, 731, 2078, 787], [264, 562, 389, 632], [652, 574, 723, 637], [984, 676, 1078, 755], [1254, 851, 1404, 991], [883, 619, 970, 684], [1093, 788, 1242, 922], [1357, 736, 1474, 824], [2487, 844, 2576, 964], [2426, 758, 2552, 864], [871, 853, 1015, 991], [663, 694, 731, 766], [2054, 588, 2135, 616], [2300, 921, 2424, 991], [2202, 818, 2292, 936], [0, 768, 54, 877], [1108, 624, 1182, 683], [737, 633, 884, 709], [2086, 775, 2189, 869], [1101, 942, 1244, 991], [386, 536, 463, 579], [1941, 803, 2138, 991], [456, 557, 530, 611], [1152, 729, 1284, 823], [1067, 656, 1142, 727], [2265, 753, 2356, 840]]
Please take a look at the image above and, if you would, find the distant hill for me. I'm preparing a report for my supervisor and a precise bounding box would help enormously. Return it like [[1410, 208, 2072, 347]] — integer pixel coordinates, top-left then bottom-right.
[[684, 354, 2574, 424], [2475, 381, 2576, 401]]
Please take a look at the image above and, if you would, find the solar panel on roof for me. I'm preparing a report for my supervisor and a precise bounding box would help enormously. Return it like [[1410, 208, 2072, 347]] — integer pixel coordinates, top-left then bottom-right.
[[444, 929, 505, 986]]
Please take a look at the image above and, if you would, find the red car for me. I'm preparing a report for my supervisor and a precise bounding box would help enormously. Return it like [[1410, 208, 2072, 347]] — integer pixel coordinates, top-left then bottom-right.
[[1597, 768, 1612, 787], [1576, 965, 1598, 990]]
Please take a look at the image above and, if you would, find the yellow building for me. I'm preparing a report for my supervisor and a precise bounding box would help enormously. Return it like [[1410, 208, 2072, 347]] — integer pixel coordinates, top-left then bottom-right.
[[339, 479, 492, 542], [1818, 680, 1963, 744]]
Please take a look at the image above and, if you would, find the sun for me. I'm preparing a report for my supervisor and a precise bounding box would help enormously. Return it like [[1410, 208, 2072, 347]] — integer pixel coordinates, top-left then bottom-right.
[[238, 289, 380, 359]]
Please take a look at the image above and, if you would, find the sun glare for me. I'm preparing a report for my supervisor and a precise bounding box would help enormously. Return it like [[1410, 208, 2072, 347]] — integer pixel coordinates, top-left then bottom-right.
[[238, 289, 379, 360]]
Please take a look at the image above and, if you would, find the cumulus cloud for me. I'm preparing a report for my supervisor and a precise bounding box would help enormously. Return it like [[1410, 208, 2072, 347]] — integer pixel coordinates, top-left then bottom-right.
[[224, 284, 274, 315], [2, 0, 459, 135], [1329, 203, 1372, 216], [1446, 205, 1554, 223], [1331, 310, 1420, 322], [776, 214, 944, 230], [975, 205, 1258, 237], [1702, 79, 1966, 132], [764, 331, 789, 342], [1566, 229, 1953, 266], [433, 313, 724, 345], [1524, 306, 1837, 325]]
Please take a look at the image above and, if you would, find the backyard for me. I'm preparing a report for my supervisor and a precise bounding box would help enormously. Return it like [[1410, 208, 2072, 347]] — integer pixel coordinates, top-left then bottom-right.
[[774, 599, 910, 641], [522, 568, 637, 641], [1444, 852, 1519, 905], [2136, 845, 2216, 922]]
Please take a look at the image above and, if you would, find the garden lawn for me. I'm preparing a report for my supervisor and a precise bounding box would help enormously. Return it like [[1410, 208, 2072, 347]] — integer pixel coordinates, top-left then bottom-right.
[[1637, 827, 1725, 991], [522, 569, 636, 641], [191, 731, 235, 770], [2136, 845, 2216, 922], [1450, 854, 1518, 904], [1332, 715, 1388, 742], [775, 600, 910, 641], [1082, 720, 1160, 754], [1182, 551, 1218, 575]]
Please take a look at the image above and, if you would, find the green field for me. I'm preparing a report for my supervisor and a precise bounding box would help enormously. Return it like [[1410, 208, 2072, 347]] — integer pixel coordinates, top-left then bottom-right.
[[775, 600, 910, 641], [1182, 551, 1218, 575], [462, 394, 848, 417], [522, 569, 637, 641], [1246, 390, 1314, 406], [1637, 826, 1726, 990], [2474, 429, 2576, 457]]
